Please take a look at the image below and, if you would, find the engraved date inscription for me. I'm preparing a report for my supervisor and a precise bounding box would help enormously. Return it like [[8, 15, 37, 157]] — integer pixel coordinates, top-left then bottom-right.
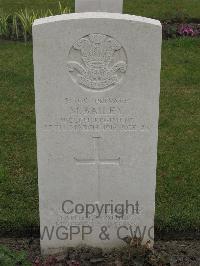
[[43, 97, 147, 132]]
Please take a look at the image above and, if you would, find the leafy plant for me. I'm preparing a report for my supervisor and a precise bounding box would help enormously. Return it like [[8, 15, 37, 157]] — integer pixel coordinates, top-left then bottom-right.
[[0, 245, 30, 266], [162, 23, 178, 39], [0, 2, 71, 42], [0, 9, 10, 38], [12, 14, 19, 39], [58, 1, 71, 14], [162, 23, 200, 39], [16, 9, 38, 42]]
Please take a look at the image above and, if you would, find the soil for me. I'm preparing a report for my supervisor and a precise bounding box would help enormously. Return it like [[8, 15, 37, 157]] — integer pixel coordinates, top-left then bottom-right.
[[0, 238, 200, 265]]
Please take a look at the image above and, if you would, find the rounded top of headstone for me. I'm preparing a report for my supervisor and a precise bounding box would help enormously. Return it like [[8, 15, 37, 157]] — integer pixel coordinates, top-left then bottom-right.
[[33, 13, 161, 28]]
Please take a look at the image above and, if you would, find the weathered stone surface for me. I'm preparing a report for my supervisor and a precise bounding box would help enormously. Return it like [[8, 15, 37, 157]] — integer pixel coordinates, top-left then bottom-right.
[[33, 13, 162, 254], [75, 0, 123, 13]]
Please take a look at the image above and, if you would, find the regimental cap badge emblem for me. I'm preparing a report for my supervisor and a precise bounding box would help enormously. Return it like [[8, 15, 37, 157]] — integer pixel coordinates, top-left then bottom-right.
[[67, 33, 127, 91]]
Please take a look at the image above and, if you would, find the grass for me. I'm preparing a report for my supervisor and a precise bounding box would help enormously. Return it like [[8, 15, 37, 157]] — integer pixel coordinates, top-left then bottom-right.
[[0, 0, 74, 14], [0, 245, 30, 265], [0, 41, 38, 233], [0, 0, 200, 21], [157, 38, 200, 232], [124, 0, 200, 21], [0, 38, 199, 235]]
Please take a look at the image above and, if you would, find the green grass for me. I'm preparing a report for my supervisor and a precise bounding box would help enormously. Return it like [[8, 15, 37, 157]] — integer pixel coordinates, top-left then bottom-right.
[[157, 38, 200, 231], [0, 0, 200, 21], [0, 245, 30, 265], [0, 0, 74, 13], [0, 41, 38, 232], [0, 38, 199, 234], [124, 0, 200, 21]]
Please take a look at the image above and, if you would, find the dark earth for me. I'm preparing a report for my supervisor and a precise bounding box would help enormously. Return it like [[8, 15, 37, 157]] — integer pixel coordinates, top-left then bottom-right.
[[0, 238, 200, 265]]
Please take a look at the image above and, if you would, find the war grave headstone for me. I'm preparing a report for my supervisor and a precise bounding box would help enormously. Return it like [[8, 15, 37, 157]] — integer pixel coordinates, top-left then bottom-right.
[[33, 1, 162, 254]]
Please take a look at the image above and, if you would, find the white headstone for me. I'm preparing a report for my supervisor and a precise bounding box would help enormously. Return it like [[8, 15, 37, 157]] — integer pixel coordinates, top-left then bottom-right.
[[33, 13, 162, 255], [75, 0, 123, 13]]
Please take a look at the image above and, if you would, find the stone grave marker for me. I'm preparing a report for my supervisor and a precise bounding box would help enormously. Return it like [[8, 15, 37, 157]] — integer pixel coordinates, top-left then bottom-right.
[[33, 7, 162, 255], [75, 0, 123, 13]]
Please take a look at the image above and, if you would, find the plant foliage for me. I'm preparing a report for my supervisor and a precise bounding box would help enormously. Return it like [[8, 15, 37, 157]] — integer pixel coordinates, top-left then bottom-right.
[[0, 245, 30, 266], [0, 2, 70, 42]]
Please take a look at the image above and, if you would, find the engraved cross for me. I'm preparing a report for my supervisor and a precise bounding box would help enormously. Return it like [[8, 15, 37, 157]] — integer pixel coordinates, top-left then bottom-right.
[[74, 137, 120, 200]]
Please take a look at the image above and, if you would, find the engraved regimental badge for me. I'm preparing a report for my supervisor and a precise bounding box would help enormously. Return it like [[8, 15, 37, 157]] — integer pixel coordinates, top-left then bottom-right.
[[67, 33, 127, 91]]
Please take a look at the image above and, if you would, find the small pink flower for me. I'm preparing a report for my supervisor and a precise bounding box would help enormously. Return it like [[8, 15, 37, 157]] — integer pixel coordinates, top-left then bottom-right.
[[178, 24, 195, 36]]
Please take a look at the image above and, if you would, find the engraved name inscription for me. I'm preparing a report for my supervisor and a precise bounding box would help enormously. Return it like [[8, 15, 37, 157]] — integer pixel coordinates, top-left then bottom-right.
[[43, 97, 148, 132]]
